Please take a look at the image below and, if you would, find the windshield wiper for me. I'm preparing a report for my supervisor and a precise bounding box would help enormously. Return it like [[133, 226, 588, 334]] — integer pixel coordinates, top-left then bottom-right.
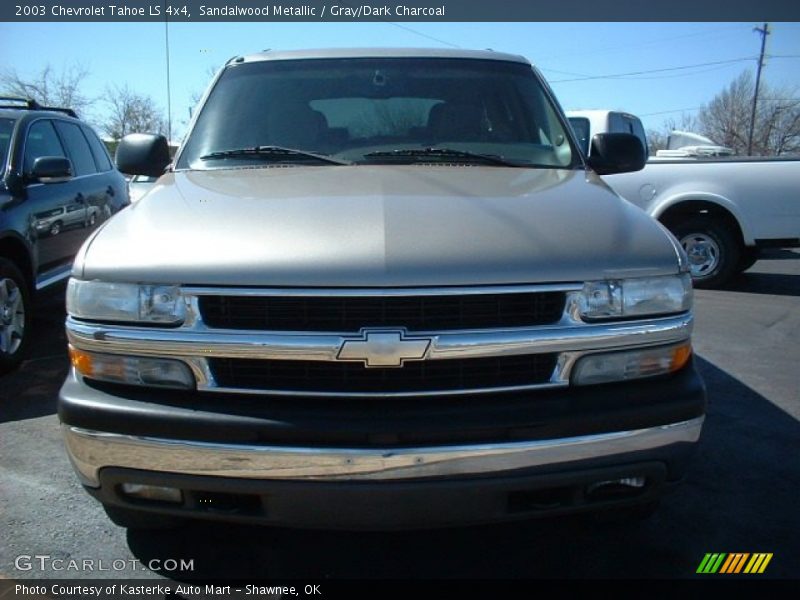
[[361, 147, 521, 167], [200, 146, 350, 165]]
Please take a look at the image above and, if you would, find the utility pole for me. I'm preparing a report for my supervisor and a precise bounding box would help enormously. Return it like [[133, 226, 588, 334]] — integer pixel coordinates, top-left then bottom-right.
[[748, 22, 770, 156]]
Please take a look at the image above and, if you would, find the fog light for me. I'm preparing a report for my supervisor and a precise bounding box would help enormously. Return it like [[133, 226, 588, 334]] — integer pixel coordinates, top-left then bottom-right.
[[572, 342, 692, 385], [120, 483, 183, 504], [69, 346, 195, 389]]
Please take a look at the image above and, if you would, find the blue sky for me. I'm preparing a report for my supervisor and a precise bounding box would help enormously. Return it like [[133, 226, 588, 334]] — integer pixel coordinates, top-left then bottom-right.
[[2, 21, 799, 140]]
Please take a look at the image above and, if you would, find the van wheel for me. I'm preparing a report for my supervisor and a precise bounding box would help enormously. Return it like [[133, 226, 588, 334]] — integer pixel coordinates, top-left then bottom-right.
[[102, 504, 185, 530], [671, 217, 740, 288], [49, 221, 62, 236], [0, 258, 31, 374]]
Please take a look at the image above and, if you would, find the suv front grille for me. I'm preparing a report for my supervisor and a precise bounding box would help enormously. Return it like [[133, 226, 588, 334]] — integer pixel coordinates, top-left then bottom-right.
[[209, 354, 558, 394], [198, 292, 566, 332]]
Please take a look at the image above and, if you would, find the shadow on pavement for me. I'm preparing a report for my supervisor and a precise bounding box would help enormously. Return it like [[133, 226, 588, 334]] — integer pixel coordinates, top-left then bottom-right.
[[724, 272, 800, 297], [0, 284, 68, 423], [756, 249, 799, 261], [125, 356, 800, 579]]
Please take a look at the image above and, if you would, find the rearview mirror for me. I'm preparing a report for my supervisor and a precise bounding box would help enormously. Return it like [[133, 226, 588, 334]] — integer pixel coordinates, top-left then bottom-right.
[[587, 133, 646, 175], [31, 156, 73, 183], [116, 133, 171, 177]]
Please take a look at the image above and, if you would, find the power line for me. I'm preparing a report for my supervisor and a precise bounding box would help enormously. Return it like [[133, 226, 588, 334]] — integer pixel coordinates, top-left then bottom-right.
[[638, 107, 703, 117], [535, 24, 746, 61], [605, 63, 746, 81], [539, 67, 592, 77], [549, 57, 757, 83], [385, 22, 461, 48]]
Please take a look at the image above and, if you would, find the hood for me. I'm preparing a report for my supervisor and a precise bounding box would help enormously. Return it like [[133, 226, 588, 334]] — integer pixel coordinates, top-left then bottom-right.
[[77, 165, 680, 287]]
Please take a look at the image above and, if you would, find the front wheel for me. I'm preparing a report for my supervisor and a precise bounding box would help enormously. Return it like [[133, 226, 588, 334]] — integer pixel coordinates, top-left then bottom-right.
[[0, 258, 31, 374], [737, 247, 760, 274], [671, 217, 741, 289]]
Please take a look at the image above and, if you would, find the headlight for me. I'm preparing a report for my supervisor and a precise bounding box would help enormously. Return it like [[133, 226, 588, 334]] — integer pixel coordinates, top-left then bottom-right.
[[579, 274, 692, 320], [66, 279, 185, 324]]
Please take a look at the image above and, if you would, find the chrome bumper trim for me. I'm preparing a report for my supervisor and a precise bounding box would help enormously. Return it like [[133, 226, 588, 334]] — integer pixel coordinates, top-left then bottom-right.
[[65, 417, 704, 488]]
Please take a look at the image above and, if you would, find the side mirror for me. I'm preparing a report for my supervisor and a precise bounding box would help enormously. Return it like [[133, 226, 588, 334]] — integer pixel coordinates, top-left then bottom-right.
[[116, 133, 171, 177], [587, 133, 646, 175], [31, 156, 73, 183]]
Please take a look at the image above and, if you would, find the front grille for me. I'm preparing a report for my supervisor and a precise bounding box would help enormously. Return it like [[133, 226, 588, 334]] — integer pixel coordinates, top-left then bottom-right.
[[209, 354, 558, 394], [198, 292, 566, 332]]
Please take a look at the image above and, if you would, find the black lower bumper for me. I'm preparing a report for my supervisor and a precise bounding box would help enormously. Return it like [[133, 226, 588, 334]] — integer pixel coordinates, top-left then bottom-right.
[[89, 459, 683, 530]]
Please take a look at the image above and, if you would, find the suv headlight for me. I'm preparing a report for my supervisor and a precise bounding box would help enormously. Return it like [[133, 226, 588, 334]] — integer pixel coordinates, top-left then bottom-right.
[[66, 279, 185, 324], [579, 274, 692, 320]]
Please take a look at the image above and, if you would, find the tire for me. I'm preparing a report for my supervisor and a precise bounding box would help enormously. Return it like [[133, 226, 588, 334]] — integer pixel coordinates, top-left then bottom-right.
[[737, 247, 760, 274], [0, 258, 32, 374], [88, 213, 96, 226], [102, 504, 184, 530], [670, 217, 741, 289], [49, 220, 62, 236]]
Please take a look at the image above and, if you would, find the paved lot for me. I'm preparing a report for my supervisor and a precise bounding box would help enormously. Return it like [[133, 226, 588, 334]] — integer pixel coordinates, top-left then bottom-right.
[[1, 251, 798, 580]]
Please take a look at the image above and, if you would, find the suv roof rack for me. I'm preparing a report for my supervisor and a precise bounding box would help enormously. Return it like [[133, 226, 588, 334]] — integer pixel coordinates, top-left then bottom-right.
[[0, 96, 78, 118]]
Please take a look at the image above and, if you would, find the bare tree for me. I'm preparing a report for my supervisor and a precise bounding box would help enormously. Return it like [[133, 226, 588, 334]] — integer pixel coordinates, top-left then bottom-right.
[[103, 84, 167, 141], [0, 63, 93, 116], [697, 71, 800, 156], [645, 129, 669, 154]]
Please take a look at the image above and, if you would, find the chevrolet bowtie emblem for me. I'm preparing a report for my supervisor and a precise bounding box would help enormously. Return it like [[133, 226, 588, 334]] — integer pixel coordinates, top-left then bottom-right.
[[337, 330, 432, 368]]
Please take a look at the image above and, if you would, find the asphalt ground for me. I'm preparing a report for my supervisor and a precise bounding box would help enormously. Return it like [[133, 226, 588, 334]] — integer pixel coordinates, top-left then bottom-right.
[[1, 250, 798, 581]]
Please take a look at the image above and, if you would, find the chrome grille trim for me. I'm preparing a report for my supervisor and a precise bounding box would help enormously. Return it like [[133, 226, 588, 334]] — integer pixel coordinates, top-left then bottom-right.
[[65, 284, 692, 397]]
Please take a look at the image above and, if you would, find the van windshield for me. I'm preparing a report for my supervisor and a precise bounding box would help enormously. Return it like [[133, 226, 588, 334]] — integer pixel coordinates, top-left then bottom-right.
[[177, 57, 577, 170]]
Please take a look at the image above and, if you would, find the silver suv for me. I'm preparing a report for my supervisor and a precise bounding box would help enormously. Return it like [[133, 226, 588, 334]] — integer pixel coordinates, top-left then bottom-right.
[[59, 49, 705, 530]]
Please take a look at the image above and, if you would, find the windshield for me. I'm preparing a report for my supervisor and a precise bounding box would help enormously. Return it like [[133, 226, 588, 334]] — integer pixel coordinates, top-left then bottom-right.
[[0, 118, 15, 176], [177, 57, 577, 170]]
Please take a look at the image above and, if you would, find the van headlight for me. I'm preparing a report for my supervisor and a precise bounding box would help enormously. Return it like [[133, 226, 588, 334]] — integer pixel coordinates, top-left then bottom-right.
[[579, 274, 692, 320], [66, 279, 185, 325]]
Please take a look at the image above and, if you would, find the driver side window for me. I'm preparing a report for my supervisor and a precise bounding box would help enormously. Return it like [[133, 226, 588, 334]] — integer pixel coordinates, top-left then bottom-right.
[[24, 120, 66, 175]]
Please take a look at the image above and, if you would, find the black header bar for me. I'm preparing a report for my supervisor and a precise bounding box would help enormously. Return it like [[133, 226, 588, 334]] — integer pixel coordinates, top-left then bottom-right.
[[3, 1, 800, 22]]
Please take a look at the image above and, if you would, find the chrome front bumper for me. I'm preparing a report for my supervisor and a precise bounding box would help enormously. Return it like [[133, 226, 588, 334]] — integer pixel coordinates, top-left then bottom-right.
[[65, 417, 705, 488]]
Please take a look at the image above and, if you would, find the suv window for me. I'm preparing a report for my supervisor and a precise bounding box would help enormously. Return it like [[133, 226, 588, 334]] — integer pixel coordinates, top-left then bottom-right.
[[24, 120, 67, 174], [82, 125, 113, 171], [179, 57, 576, 170], [0, 118, 14, 175], [54, 121, 97, 176]]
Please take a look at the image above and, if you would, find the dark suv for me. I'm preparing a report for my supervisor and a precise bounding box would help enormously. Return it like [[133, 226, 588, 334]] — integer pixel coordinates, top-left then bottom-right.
[[0, 97, 129, 372]]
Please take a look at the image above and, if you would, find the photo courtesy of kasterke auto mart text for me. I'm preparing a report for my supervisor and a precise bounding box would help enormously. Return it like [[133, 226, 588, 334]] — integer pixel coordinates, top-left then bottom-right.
[[58, 48, 706, 531]]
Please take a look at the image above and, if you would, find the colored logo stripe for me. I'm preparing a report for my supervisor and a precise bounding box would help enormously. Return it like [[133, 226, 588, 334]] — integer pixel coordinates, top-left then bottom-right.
[[720, 553, 749, 573], [744, 553, 773, 574], [697, 552, 773, 574], [697, 553, 726, 573]]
